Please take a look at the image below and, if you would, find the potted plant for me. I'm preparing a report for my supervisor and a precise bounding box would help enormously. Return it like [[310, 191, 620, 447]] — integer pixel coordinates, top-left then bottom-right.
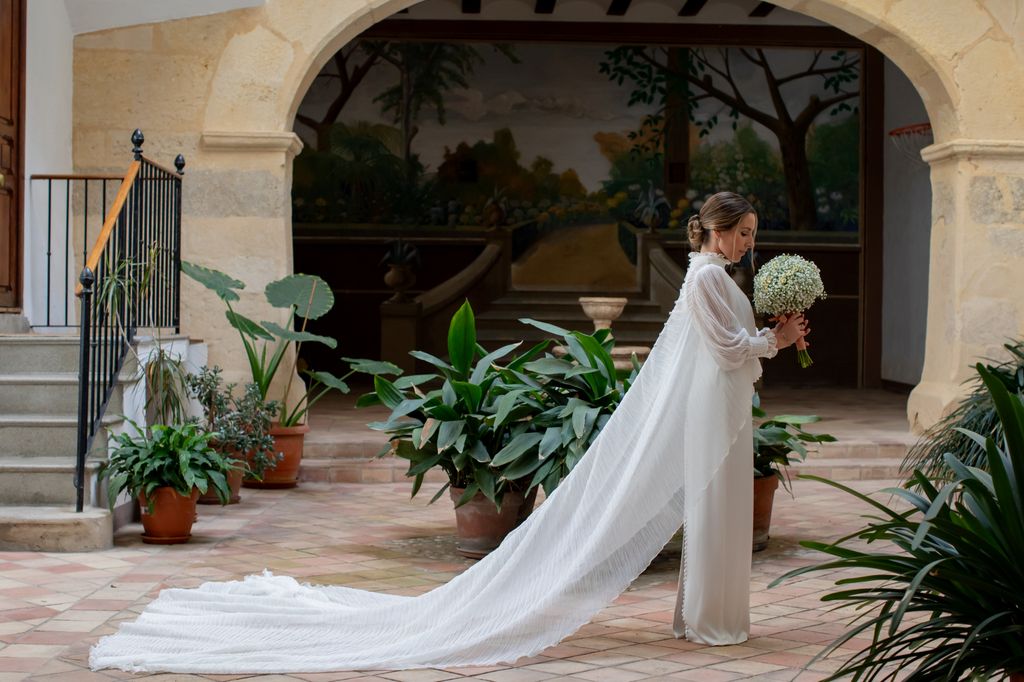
[[380, 238, 420, 303], [751, 394, 835, 551], [632, 181, 671, 232], [186, 366, 279, 502], [773, 365, 1024, 681], [100, 421, 234, 544], [900, 339, 1023, 485], [349, 302, 637, 558], [181, 261, 351, 487]]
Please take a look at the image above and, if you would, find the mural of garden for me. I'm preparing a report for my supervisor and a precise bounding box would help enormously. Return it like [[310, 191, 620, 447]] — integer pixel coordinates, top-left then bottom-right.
[[292, 39, 861, 288]]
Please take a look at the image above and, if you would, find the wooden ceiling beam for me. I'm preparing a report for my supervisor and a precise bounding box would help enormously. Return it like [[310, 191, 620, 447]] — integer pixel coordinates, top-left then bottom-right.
[[749, 2, 776, 17], [606, 0, 631, 16], [678, 0, 708, 17], [462, 0, 481, 14], [534, 0, 556, 14]]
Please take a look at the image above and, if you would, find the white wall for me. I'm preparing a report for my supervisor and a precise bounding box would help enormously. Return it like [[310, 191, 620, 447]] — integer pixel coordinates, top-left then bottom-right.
[[23, 0, 74, 328], [63, 0, 264, 35], [881, 57, 931, 386]]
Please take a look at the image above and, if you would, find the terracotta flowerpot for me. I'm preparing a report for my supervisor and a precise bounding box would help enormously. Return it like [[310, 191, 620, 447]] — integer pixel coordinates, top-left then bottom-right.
[[197, 465, 243, 505], [450, 487, 528, 559], [1010, 674, 1024, 682], [753, 475, 780, 552], [515, 486, 539, 527], [244, 423, 309, 489], [138, 487, 199, 544]]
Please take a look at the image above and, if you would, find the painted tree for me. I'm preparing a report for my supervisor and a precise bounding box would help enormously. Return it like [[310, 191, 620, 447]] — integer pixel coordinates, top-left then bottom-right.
[[600, 47, 860, 231], [371, 42, 518, 178], [295, 42, 389, 151]]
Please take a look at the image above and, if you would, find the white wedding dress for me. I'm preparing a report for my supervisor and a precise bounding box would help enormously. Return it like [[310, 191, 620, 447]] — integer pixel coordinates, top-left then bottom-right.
[[90, 252, 778, 674]]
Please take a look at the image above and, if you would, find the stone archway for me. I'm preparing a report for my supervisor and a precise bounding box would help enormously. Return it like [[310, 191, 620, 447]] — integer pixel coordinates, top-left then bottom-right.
[[187, 0, 1024, 430]]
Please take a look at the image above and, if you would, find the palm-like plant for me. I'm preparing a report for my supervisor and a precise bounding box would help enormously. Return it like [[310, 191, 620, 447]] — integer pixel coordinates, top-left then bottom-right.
[[774, 363, 1024, 681], [901, 340, 1024, 485], [350, 302, 639, 507]]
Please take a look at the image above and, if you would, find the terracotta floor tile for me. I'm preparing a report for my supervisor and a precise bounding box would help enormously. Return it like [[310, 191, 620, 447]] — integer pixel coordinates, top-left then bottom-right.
[[0, 398, 923, 682]]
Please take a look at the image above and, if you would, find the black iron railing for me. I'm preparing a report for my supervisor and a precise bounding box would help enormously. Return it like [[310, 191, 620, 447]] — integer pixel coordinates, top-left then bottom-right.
[[74, 129, 185, 512], [28, 173, 124, 327]]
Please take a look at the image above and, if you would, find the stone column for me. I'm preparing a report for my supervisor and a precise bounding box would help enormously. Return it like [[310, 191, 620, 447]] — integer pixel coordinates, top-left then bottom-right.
[[183, 131, 306, 409], [908, 140, 1024, 432]]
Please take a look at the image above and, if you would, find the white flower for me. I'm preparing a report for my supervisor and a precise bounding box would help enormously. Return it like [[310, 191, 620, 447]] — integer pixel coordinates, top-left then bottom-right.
[[753, 254, 827, 316]]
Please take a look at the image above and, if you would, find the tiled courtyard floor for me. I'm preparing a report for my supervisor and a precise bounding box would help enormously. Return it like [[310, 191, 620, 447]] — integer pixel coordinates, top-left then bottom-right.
[[0, 476, 907, 681]]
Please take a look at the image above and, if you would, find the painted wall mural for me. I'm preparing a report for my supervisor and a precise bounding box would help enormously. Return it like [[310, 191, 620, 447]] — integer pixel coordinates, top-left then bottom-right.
[[292, 39, 861, 288]]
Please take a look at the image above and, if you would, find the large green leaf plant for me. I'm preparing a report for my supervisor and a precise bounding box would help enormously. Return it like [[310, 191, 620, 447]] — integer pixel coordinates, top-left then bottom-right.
[[350, 301, 639, 509], [181, 262, 351, 426], [101, 421, 235, 511], [752, 392, 835, 491], [773, 364, 1024, 681]]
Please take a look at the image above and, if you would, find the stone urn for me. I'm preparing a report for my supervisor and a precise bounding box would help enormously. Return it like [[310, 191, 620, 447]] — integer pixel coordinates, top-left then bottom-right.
[[578, 297, 628, 331], [383, 264, 416, 303]]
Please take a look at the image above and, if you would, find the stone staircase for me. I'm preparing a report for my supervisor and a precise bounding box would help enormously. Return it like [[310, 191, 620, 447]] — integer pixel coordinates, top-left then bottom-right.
[[475, 290, 667, 350], [0, 334, 124, 550]]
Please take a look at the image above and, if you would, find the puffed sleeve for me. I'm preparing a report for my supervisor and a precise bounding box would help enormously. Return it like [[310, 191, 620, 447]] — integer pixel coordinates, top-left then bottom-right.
[[685, 265, 778, 370]]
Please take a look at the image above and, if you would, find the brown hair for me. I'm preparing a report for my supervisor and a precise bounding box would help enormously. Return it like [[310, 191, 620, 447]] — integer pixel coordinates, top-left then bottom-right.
[[687, 191, 756, 251]]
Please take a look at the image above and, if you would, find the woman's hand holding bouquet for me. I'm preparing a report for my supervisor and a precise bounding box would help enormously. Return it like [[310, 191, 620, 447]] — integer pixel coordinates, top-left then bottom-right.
[[753, 254, 826, 368]]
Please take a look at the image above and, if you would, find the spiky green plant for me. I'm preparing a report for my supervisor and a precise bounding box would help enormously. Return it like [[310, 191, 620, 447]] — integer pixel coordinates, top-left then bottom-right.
[[901, 340, 1024, 485], [774, 363, 1024, 681]]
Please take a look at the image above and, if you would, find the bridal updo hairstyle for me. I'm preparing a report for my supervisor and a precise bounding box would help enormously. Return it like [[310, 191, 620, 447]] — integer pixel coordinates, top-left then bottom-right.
[[687, 191, 756, 251]]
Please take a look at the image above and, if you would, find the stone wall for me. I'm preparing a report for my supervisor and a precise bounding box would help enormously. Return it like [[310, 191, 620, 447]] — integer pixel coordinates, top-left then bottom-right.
[[71, 0, 1024, 429]]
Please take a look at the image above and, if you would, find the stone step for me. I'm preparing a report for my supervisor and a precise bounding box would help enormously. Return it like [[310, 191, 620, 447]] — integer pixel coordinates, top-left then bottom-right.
[[811, 441, 912, 460], [0, 457, 103, 506], [0, 506, 112, 551], [790, 457, 905, 481], [0, 334, 82, 374], [477, 327, 658, 346], [0, 373, 125, 414], [300, 439, 908, 485], [300, 456, 448, 486], [477, 311, 666, 334], [0, 414, 119, 459], [484, 299, 662, 318]]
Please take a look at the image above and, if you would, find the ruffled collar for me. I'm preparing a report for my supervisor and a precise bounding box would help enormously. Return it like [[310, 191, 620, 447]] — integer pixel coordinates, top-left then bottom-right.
[[688, 251, 732, 269]]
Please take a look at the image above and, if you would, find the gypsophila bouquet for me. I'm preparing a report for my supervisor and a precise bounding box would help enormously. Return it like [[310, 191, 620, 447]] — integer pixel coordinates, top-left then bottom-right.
[[753, 254, 826, 368]]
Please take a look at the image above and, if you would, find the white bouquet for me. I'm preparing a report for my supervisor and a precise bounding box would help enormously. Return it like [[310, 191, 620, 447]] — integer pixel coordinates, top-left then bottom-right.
[[753, 254, 826, 368]]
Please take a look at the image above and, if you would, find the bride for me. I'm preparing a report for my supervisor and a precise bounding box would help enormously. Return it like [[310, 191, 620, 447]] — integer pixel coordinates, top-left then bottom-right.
[[91, 191, 808, 674]]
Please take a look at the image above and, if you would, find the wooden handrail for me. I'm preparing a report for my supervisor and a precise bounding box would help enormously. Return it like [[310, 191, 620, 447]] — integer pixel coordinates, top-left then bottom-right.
[[30, 173, 125, 181], [74, 160, 141, 297]]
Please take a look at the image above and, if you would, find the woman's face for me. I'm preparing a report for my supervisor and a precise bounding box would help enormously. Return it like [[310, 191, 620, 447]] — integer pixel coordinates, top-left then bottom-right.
[[713, 212, 757, 263]]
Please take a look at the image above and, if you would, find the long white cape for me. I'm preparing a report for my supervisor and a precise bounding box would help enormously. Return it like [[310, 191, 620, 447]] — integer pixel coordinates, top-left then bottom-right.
[[91, 253, 761, 673]]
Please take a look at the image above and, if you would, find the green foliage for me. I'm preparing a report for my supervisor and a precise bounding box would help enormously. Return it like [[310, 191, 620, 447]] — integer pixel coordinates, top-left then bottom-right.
[[689, 125, 787, 228], [185, 366, 280, 480], [370, 43, 488, 130], [348, 301, 638, 509], [752, 392, 835, 491], [902, 340, 1024, 486], [630, 181, 671, 230], [182, 262, 351, 427], [807, 116, 860, 231], [96, 242, 192, 427], [101, 421, 235, 511], [773, 364, 1024, 681]]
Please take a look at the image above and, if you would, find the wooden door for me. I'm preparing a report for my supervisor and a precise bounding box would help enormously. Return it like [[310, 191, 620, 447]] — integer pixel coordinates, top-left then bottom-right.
[[0, 0, 24, 309]]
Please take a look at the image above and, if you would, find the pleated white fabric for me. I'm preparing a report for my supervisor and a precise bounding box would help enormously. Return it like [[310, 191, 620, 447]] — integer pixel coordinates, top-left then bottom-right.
[[90, 252, 774, 674]]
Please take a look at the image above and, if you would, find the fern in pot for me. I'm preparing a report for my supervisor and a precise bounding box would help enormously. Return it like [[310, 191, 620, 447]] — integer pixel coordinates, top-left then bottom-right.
[[100, 421, 234, 544]]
